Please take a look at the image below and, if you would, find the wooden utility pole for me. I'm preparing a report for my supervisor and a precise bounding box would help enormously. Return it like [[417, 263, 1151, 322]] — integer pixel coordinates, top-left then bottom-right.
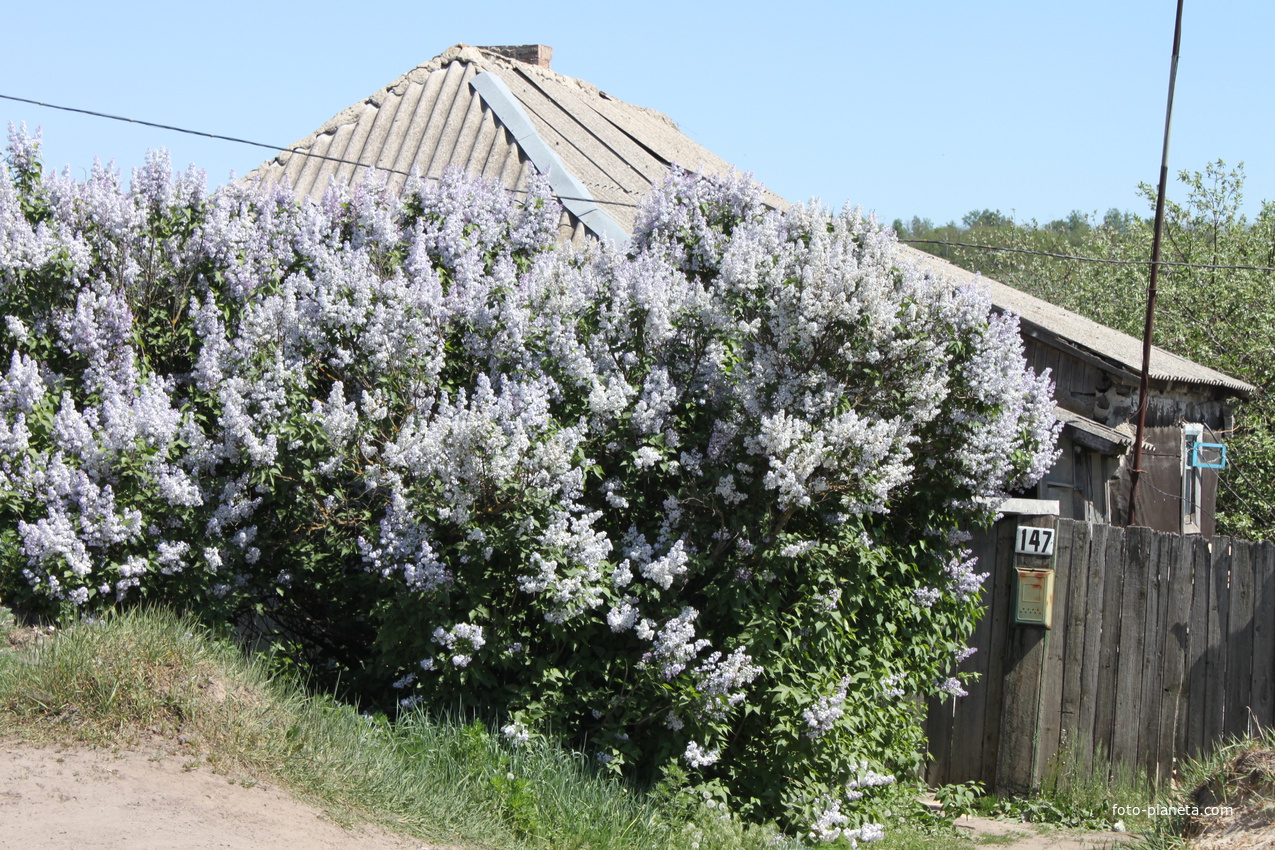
[[1128, 0, 1185, 527]]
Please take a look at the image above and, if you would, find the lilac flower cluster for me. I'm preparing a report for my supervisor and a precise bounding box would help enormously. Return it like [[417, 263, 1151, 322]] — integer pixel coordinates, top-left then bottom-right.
[[0, 131, 1059, 839], [431, 622, 486, 668], [803, 676, 852, 738], [808, 798, 885, 847]]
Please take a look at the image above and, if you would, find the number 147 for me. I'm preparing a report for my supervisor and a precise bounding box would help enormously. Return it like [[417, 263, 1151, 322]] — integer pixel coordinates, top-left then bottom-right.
[[1015, 526, 1055, 557]]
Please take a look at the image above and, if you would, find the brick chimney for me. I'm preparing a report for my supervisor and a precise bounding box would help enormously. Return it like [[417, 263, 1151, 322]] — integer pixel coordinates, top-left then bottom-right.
[[480, 44, 552, 69]]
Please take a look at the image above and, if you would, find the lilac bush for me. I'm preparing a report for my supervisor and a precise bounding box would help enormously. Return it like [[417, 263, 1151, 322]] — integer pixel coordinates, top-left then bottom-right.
[[0, 129, 1058, 840]]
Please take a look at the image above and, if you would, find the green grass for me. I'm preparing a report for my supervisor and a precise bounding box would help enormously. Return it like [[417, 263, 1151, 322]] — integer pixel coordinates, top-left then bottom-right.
[[2, 607, 1034, 849], [0, 607, 816, 849], [1129, 730, 1275, 849]]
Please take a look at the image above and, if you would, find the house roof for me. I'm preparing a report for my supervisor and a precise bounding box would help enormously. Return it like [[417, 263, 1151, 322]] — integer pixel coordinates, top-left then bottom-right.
[[248, 43, 784, 246], [1053, 406, 1132, 456], [251, 43, 1254, 400], [902, 248, 1255, 397]]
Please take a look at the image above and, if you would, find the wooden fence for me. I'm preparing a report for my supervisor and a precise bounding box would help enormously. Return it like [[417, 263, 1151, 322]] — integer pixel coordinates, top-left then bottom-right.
[[925, 517, 1275, 793]]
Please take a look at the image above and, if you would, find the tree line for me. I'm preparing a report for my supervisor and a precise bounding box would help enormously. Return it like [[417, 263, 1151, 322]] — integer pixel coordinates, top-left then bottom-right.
[[895, 161, 1275, 540]]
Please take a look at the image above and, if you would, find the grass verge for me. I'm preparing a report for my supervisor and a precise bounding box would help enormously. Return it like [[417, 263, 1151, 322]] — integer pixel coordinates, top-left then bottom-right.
[[0, 607, 812, 849], [1133, 730, 1275, 849]]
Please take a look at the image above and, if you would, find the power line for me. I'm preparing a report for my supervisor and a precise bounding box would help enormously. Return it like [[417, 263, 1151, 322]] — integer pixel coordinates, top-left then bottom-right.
[[0, 92, 641, 210], [7, 93, 1273, 255], [900, 238, 1275, 273], [1217, 472, 1275, 530]]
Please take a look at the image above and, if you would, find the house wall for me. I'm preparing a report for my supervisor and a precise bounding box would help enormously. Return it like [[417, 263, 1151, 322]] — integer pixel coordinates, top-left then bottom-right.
[[1023, 338, 1108, 421], [1106, 424, 1219, 538], [1040, 437, 1115, 523], [1022, 337, 1227, 538]]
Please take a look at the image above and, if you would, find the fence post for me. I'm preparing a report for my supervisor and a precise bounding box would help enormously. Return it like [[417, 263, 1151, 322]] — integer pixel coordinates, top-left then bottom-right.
[[995, 513, 1057, 794]]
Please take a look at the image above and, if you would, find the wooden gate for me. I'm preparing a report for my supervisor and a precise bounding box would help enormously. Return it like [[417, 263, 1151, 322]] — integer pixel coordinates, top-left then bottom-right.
[[925, 517, 1275, 792]]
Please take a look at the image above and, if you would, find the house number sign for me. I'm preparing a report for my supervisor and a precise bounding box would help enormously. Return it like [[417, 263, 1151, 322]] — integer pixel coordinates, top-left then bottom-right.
[[1014, 526, 1056, 557]]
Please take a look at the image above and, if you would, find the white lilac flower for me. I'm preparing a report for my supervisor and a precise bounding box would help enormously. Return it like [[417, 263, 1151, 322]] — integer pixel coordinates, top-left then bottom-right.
[[4, 315, 29, 344], [682, 741, 720, 768], [432, 622, 486, 668], [501, 722, 531, 745], [606, 598, 640, 633], [719, 471, 744, 504], [644, 607, 709, 679], [693, 648, 761, 720], [610, 559, 634, 588], [803, 676, 851, 738], [913, 586, 941, 607], [0, 351, 44, 413], [640, 539, 690, 590], [943, 549, 988, 601], [155, 540, 190, 574], [779, 539, 815, 558], [845, 823, 885, 845], [634, 445, 662, 469], [881, 674, 905, 699], [809, 800, 850, 843], [844, 760, 896, 801]]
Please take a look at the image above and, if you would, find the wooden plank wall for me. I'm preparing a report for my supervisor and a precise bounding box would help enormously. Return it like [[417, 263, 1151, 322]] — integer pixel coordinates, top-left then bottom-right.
[[925, 519, 1275, 792]]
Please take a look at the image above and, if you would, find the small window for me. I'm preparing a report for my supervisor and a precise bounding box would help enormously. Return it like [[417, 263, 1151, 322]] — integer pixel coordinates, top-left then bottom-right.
[[1183, 424, 1203, 535]]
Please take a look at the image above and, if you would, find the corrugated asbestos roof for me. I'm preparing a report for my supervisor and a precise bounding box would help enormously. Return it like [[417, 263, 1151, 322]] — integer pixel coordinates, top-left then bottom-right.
[[901, 247, 1255, 396], [251, 43, 1253, 398], [248, 44, 783, 246]]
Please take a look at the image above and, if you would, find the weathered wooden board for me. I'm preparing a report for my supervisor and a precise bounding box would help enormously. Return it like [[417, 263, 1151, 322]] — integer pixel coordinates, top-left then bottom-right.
[[1059, 522, 1094, 768], [1112, 527, 1152, 771], [1075, 522, 1109, 775], [979, 521, 1018, 787], [1183, 535, 1213, 757], [1203, 539, 1232, 746], [995, 515, 1054, 793], [925, 526, 1000, 786], [1157, 533, 1193, 782], [1248, 542, 1275, 730], [996, 624, 1047, 794], [1035, 517, 1076, 784], [1138, 531, 1171, 783], [1092, 523, 1128, 774], [1225, 540, 1256, 740]]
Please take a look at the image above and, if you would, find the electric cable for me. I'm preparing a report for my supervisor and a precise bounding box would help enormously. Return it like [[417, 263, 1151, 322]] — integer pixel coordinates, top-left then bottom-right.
[[899, 239, 1275, 273], [9, 93, 1275, 261], [0, 92, 641, 209]]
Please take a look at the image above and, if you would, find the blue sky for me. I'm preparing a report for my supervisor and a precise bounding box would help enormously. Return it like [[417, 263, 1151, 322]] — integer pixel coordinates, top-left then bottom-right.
[[4, 1, 1271, 227]]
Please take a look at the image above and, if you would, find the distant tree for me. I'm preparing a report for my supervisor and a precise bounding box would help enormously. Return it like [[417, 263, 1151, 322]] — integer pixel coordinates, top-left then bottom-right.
[[962, 209, 1015, 229], [893, 161, 1275, 539]]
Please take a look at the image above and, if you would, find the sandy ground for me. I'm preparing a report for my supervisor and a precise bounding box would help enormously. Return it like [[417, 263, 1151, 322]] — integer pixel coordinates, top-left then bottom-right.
[[0, 740, 1142, 850], [953, 813, 1135, 850], [0, 743, 443, 850]]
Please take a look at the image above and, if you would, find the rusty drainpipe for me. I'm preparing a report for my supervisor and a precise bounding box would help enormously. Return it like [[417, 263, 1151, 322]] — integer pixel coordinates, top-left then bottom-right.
[[1128, 0, 1185, 527]]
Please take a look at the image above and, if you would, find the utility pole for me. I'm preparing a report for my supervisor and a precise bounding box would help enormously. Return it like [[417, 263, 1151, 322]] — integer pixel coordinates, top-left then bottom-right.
[[1128, 0, 1185, 527]]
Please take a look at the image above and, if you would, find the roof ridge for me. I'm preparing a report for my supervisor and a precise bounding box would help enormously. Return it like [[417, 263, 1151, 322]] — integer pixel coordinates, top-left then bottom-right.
[[899, 245, 1254, 396], [471, 47, 683, 132]]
